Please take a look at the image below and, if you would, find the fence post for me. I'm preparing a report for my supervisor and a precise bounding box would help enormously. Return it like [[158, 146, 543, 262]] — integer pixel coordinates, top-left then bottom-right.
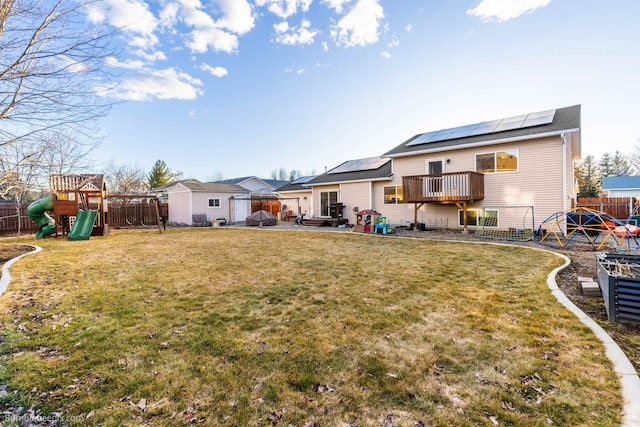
[[16, 205, 20, 236]]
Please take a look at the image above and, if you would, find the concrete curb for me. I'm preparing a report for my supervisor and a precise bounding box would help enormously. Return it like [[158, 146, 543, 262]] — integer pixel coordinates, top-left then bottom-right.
[[0, 245, 41, 296], [545, 252, 640, 427]]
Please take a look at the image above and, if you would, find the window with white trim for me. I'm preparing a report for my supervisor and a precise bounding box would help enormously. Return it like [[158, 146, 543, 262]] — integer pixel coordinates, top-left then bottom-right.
[[458, 208, 498, 227], [208, 198, 221, 208], [476, 149, 518, 173], [384, 186, 404, 204]]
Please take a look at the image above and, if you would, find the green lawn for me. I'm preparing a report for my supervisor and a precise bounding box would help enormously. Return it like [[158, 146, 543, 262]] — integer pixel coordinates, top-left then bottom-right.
[[0, 228, 622, 426]]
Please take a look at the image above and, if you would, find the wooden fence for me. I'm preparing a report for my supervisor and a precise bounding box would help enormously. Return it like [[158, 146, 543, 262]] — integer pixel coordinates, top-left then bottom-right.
[[0, 202, 168, 235], [0, 203, 37, 235], [577, 197, 638, 220]]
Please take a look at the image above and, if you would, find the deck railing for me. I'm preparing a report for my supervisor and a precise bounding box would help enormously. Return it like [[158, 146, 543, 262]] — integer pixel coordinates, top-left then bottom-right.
[[402, 171, 484, 203]]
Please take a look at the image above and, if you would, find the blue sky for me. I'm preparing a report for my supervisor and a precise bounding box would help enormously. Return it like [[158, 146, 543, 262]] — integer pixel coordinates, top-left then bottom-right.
[[89, 0, 640, 181]]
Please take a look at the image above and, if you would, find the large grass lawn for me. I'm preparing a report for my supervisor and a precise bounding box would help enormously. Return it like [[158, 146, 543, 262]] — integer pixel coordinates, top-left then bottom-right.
[[0, 228, 622, 426]]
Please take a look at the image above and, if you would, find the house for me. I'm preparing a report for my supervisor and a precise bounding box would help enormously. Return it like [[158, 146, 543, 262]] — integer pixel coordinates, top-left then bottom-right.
[[276, 176, 316, 218], [216, 176, 291, 218], [307, 105, 581, 231], [602, 176, 640, 198], [165, 180, 250, 225], [305, 158, 393, 223], [216, 176, 289, 194]]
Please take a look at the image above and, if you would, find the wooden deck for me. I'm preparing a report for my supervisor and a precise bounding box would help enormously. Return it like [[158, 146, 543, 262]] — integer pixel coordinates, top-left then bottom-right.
[[402, 171, 484, 203], [302, 217, 349, 227]]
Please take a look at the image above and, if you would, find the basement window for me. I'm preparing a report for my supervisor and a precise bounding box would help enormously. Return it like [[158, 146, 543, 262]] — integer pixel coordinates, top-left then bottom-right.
[[458, 209, 498, 227]]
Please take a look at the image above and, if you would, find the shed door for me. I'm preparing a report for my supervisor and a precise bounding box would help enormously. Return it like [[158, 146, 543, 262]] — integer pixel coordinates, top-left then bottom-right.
[[233, 196, 249, 223]]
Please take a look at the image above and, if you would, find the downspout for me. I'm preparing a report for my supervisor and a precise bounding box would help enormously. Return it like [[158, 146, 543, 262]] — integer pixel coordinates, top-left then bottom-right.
[[562, 133, 569, 212], [369, 181, 373, 210]]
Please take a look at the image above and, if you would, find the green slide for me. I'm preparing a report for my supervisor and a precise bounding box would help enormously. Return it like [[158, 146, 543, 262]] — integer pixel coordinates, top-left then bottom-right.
[[26, 196, 56, 239], [68, 209, 98, 241]]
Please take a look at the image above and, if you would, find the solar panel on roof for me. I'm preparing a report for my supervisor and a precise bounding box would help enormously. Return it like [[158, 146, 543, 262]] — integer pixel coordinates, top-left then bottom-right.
[[291, 176, 314, 184], [407, 109, 556, 147], [328, 157, 388, 174]]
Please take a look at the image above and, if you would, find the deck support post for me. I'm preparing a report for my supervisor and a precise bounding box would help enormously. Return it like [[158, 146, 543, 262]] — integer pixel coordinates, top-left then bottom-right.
[[413, 203, 425, 231], [454, 201, 468, 232]]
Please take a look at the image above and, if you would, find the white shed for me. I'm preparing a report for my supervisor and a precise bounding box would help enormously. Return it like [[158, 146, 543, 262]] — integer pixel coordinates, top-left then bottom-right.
[[166, 180, 250, 225]]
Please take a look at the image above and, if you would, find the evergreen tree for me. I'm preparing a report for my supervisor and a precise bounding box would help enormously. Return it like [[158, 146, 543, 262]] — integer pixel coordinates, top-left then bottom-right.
[[575, 155, 600, 197], [599, 152, 615, 178], [148, 160, 178, 189], [611, 150, 632, 176]]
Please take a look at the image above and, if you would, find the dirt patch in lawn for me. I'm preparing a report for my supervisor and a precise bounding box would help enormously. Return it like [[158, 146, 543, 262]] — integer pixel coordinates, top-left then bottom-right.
[[0, 245, 34, 266]]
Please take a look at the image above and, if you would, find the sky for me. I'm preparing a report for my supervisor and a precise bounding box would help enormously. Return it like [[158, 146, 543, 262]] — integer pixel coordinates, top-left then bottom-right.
[[88, 0, 640, 181]]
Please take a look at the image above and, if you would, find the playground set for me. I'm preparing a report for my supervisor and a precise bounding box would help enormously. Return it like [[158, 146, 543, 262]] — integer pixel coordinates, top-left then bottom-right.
[[27, 174, 109, 240], [535, 206, 640, 252]]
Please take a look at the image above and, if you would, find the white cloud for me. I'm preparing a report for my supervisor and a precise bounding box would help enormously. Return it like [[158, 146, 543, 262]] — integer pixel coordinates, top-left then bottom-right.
[[105, 56, 146, 70], [215, 0, 255, 34], [388, 34, 399, 48], [188, 27, 240, 53], [132, 50, 168, 62], [107, 68, 204, 101], [330, 0, 385, 47], [200, 63, 228, 77], [164, 0, 251, 54], [273, 19, 318, 45], [321, 41, 330, 52], [85, 0, 159, 50], [405, 23, 413, 32], [255, 0, 313, 19], [467, 0, 552, 22], [380, 51, 391, 59], [322, 0, 351, 14]]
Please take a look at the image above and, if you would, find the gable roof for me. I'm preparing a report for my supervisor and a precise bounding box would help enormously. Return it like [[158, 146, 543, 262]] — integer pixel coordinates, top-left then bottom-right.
[[172, 180, 249, 193], [216, 176, 289, 192], [384, 104, 581, 158], [602, 176, 640, 190], [306, 157, 393, 186], [152, 179, 199, 192]]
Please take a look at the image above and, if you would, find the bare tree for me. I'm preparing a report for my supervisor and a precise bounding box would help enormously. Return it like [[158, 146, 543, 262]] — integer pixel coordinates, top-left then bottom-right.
[[0, 0, 116, 199], [207, 171, 225, 182], [103, 161, 147, 195]]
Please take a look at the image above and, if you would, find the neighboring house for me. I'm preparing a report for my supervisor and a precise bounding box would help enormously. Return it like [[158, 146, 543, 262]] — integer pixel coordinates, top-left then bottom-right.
[[305, 158, 393, 223], [276, 176, 316, 218], [307, 105, 581, 231], [602, 176, 640, 198], [216, 176, 289, 194], [165, 180, 250, 225]]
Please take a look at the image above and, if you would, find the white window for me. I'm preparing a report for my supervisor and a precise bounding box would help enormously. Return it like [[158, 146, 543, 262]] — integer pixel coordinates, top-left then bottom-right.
[[458, 209, 498, 227], [476, 149, 518, 173], [208, 198, 221, 208], [384, 186, 404, 204]]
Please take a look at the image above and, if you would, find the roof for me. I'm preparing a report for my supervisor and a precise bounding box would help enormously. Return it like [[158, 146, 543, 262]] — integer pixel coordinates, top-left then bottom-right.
[[153, 179, 199, 192], [172, 180, 249, 193], [216, 176, 289, 191], [384, 104, 581, 157], [602, 176, 640, 190], [306, 157, 393, 186], [276, 176, 316, 192], [263, 179, 290, 189], [50, 174, 106, 193]]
